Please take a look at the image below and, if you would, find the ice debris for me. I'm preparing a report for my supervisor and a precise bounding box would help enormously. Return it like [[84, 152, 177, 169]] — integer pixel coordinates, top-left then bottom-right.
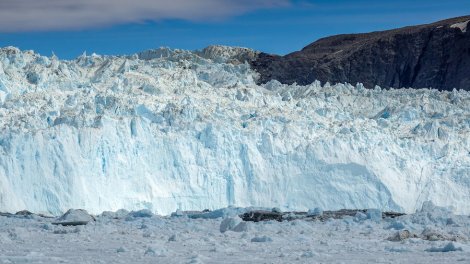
[[425, 242, 464, 252], [219, 216, 248, 233], [52, 209, 95, 226], [307, 207, 323, 217], [251, 236, 273, 243], [219, 216, 242, 233]]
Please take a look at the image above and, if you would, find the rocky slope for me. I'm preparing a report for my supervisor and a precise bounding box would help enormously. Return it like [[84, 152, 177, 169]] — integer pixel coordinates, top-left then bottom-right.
[[251, 16, 470, 90]]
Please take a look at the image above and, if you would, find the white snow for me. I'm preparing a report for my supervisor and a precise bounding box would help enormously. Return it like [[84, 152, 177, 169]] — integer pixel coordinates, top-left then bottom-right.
[[0, 46, 469, 216], [451, 20, 469, 33]]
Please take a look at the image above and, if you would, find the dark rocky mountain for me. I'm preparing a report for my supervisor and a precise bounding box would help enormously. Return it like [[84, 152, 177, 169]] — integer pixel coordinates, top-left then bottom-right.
[[250, 16, 470, 90]]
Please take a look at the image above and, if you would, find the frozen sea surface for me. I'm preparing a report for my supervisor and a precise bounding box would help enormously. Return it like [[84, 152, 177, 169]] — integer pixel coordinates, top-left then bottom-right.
[[0, 46, 469, 215], [0, 203, 469, 263]]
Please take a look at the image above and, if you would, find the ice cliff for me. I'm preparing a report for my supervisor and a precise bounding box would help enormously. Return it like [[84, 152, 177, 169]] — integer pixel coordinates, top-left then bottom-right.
[[0, 46, 469, 215]]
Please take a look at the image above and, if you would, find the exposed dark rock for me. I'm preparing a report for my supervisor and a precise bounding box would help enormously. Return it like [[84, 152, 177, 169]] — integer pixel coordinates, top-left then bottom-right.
[[241, 210, 283, 222], [15, 210, 33, 216], [0, 212, 14, 217], [383, 212, 406, 219], [241, 209, 405, 222], [250, 16, 470, 91]]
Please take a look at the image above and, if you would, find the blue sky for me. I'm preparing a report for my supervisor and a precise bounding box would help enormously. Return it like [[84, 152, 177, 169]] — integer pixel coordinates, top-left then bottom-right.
[[0, 0, 469, 59]]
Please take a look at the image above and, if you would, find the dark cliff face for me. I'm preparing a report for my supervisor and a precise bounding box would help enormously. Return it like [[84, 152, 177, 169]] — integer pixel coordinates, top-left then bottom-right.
[[250, 16, 470, 90]]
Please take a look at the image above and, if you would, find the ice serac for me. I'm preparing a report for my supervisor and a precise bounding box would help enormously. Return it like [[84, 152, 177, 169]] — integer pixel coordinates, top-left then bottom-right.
[[0, 45, 469, 215]]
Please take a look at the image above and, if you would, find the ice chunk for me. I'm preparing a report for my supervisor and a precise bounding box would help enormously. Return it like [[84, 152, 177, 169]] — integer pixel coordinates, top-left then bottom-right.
[[307, 208, 323, 217], [126, 209, 154, 219], [52, 209, 95, 226], [100, 209, 130, 219], [168, 234, 177, 242], [366, 209, 382, 222], [386, 220, 406, 230], [171, 209, 185, 217], [300, 250, 318, 258], [408, 201, 456, 226], [219, 216, 242, 233], [354, 212, 367, 222], [387, 230, 412, 241], [425, 242, 464, 252], [231, 221, 249, 232], [116, 247, 126, 253], [251, 236, 272, 242], [188, 207, 247, 219]]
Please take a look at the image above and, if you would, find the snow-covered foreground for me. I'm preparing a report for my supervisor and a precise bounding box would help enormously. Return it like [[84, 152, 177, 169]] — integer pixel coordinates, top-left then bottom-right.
[[0, 46, 469, 215], [0, 203, 469, 264]]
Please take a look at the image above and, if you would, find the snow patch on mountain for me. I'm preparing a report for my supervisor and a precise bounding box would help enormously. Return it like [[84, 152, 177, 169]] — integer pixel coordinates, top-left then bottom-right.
[[451, 20, 469, 33], [0, 46, 469, 215]]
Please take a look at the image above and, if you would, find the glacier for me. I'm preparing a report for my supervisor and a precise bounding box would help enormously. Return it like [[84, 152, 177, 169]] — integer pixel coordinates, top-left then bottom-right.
[[0, 46, 469, 215]]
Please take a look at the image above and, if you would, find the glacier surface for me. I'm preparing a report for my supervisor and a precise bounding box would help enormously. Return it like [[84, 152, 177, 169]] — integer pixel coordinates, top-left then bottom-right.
[[0, 46, 469, 215]]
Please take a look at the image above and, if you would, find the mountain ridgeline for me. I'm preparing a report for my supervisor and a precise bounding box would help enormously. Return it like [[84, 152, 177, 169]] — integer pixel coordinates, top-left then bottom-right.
[[250, 16, 470, 91]]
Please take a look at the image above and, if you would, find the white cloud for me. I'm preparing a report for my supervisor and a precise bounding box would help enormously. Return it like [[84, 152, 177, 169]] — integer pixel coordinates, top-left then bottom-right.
[[0, 0, 290, 32]]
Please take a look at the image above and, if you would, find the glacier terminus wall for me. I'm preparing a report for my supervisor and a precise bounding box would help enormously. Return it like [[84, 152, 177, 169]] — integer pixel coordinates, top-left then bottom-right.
[[0, 46, 469, 215]]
